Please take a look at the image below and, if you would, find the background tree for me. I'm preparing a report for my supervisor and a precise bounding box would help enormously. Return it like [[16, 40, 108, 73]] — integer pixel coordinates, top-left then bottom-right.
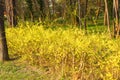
[[113, 0, 119, 37], [37, 0, 46, 21], [16, 0, 27, 21], [84, 0, 88, 31], [0, 0, 9, 61], [5, 0, 17, 27], [5, 0, 119, 37], [26, 0, 34, 21], [104, 0, 111, 36]]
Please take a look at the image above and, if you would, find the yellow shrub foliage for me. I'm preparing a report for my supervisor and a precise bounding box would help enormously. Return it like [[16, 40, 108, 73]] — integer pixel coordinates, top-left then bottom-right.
[[6, 22, 120, 80]]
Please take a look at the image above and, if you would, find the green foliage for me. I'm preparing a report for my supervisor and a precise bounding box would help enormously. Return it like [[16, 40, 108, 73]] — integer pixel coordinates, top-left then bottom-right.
[[6, 22, 120, 80]]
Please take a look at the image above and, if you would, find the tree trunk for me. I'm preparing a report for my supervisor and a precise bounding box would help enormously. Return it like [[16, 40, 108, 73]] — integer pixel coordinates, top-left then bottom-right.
[[37, 0, 46, 21], [44, 0, 51, 20], [78, 0, 81, 27], [0, 0, 9, 61], [26, 0, 34, 22], [104, 7, 107, 25], [96, 0, 102, 19], [62, 0, 66, 20], [104, 0, 111, 36], [113, 0, 119, 38], [84, 0, 88, 31], [5, 0, 17, 27], [51, 0, 55, 20]]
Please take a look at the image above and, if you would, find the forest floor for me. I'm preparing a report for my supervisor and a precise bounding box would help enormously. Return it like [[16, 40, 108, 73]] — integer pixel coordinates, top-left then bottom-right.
[[0, 59, 45, 80]]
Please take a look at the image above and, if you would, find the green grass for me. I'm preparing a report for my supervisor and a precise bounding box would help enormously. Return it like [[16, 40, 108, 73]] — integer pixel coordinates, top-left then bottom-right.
[[0, 61, 44, 80]]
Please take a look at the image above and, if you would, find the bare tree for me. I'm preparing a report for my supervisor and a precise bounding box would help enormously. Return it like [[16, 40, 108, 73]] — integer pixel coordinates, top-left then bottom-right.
[[113, 0, 119, 38], [37, 0, 46, 21], [78, 0, 81, 27], [5, 0, 17, 27], [104, 0, 111, 36], [0, 0, 9, 61], [84, 0, 88, 31]]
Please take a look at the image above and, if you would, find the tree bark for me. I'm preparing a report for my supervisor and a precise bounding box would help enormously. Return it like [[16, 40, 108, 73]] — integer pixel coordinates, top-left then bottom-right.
[[96, 0, 101, 19], [84, 0, 88, 31], [5, 0, 17, 27], [37, 0, 46, 21], [113, 0, 119, 37], [26, 0, 34, 22], [0, 0, 9, 61], [78, 0, 81, 27], [44, 0, 51, 20], [104, 10, 107, 25], [51, 0, 55, 19], [104, 0, 111, 36]]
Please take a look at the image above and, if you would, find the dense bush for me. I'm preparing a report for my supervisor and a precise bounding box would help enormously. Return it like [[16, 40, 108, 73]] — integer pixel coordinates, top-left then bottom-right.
[[6, 23, 120, 80]]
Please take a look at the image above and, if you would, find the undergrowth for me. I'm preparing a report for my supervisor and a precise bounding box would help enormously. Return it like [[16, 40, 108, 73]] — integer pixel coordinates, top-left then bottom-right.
[[6, 22, 120, 80]]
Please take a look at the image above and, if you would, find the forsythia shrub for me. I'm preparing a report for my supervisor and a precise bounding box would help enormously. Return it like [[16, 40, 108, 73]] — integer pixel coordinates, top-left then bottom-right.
[[6, 22, 120, 80]]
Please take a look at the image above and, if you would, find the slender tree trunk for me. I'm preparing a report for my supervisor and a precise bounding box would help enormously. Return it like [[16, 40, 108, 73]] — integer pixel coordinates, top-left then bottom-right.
[[5, 0, 17, 27], [113, 0, 119, 37], [78, 0, 81, 27], [96, 0, 101, 19], [84, 0, 88, 31], [62, 0, 66, 20], [45, 0, 51, 20], [30, 11, 34, 22], [0, 0, 9, 61], [26, 0, 34, 22], [37, 0, 46, 21], [51, 0, 55, 19], [104, 7, 107, 25], [113, 0, 115, 37], [20, 1, 25, 21], [104, 0, 111, 36]]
